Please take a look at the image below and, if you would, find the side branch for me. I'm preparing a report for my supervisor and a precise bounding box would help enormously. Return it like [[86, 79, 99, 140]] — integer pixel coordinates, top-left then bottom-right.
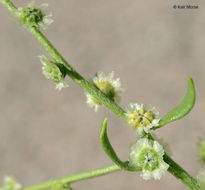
[[22, 165, 121, 190]]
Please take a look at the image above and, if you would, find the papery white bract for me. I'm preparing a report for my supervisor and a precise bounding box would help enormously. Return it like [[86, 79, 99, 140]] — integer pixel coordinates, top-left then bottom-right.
[[86, 71, 123, 112], [128, 138, 169, 180], [85, 93, 101, 112], [151, 134, 172, 156], [126, 103, 160, 135]]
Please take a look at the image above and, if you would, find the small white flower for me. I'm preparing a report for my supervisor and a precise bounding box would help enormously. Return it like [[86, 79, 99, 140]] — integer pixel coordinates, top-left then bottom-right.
[[0, 176, 21, 190], [55, 81, 68, 91], [16, 1, 53, 30], [151, 134, 172, 156], [39, 55, 68, 90], [128, 138, 169, 180], [126, 103, 160, 135], [93, 72, 122, 101], [85, 93, 101, 112], [86, 71, 123, 112]]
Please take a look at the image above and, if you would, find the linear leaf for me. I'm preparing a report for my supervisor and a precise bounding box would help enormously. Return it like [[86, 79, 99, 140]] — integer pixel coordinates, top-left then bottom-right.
[[100, 118, 141, 171], [156, 77, 195, 129]]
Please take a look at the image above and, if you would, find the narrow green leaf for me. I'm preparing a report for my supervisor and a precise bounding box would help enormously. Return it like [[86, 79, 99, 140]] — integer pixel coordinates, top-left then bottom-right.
[[100, 118, 141, 171], [155, 77, 195, 129]]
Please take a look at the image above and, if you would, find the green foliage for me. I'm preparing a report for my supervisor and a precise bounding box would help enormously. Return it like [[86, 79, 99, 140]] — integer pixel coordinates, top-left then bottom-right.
[[100, 118, 141, 171], [156, 77, 195, 129]]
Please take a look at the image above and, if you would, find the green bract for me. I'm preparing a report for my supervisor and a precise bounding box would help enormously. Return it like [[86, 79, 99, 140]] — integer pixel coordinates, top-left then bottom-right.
[[18, 6, 43, 24], [138, 148, 160, 171], [39, 55, 68, 90], [95, 80, 115, 99], [16, 3, 53, 29]]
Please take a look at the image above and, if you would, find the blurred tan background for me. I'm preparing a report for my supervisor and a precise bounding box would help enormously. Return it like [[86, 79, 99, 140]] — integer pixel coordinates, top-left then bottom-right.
[[0, 0, 205, 189]]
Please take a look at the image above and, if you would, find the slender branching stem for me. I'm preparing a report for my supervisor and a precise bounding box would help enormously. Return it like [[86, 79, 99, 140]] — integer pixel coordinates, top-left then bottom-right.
[[23, 165, 121, 190], [0, 0, 200, 189]]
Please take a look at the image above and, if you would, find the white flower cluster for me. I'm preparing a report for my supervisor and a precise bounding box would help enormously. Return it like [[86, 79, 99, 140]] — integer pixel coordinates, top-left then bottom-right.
[[86, 72, 123, 112], [17, 1, 53, 30], [129, 138, 169, 180], [126, 103, 160, 136], [85, 73, 160, 136]]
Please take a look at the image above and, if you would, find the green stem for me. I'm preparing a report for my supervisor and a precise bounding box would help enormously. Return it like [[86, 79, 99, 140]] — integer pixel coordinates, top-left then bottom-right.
[[0, 1, 200, 189], [148, 134, 200, 190], [28, 27, 126, 118], [0, 0, 16, 11], [164, 154, 200, 190], [23, 164, 121, 190], [0, 0, 126, 119]]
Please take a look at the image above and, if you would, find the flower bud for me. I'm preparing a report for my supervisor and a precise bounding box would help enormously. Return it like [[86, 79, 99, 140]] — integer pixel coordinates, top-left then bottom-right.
[[39, 55, 68, 90], [16, 2, 53, 29]]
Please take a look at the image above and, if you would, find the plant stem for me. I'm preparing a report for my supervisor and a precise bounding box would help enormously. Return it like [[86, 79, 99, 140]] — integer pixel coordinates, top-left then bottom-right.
[[164, 154, 200, 190], [0, 0, 126, 119], [28, 27, 126, 119], [23, 165, 121, 190], [148, 134, 200, 190], [0, 0, 15, 11], [0, 0, 200, 189], [1, 0, 125, 119]]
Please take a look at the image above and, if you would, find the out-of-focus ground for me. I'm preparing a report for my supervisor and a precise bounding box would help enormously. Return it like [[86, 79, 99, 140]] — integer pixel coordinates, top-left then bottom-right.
[[0, 0, 204, 189]]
